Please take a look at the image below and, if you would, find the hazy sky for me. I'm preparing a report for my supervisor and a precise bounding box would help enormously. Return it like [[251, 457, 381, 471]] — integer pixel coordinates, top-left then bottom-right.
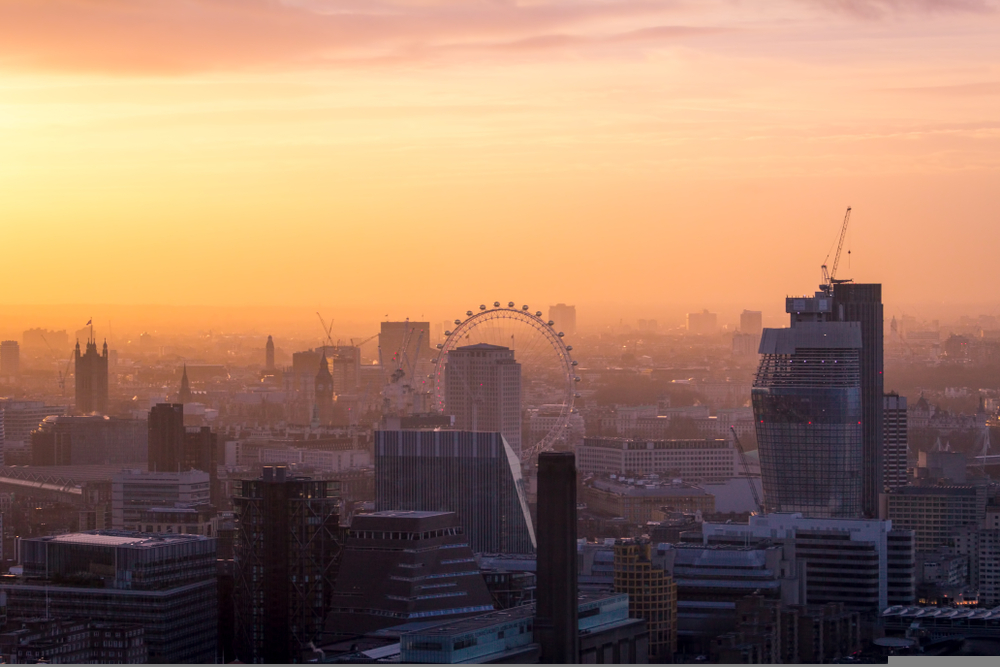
[[2, 0, 999, 324]]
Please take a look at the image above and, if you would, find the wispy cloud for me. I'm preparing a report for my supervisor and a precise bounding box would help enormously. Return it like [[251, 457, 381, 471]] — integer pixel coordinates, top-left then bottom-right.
[[803, 0, 996, 19]]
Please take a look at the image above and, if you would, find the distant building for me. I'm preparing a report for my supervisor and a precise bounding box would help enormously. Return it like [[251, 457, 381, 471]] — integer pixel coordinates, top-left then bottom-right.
[[380, 320, 432, 368], [547, 303, 577, 337], [3, 531, 217, 663], [265, 335, 275, 370], [686, 310, 717, 335], [315, 352, 334, 424], [74, 338, 109, 415], [148, 403, 185, 472], [0, 618, 146, 665], [111, 469, 211, 530], [578, 437, 737, 482], [0, 340, 20, 380], [881, 485, 987, 551], [22, 328, 68, 350], [178, 364, 192, 404], [375, 430, 535, 554], [0, 400, 65, 457], [581, 477, 715, 523], [326, 511, 496, 635], [232, 466, 341, 664], [614, 539, 678, 659], [740, 310, 763, 337], [883, 394, 909, 492], [31, 415, 147, 466], [445, 344, 522, 458]]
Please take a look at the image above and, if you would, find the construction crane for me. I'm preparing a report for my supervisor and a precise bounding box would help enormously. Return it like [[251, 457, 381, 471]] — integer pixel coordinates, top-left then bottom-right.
[[316, 312, 335, 351], [350, 333, 378, 348], [39, 333, 73, 394], [820, 206, 852, 294], [730, 426, 764, 515]]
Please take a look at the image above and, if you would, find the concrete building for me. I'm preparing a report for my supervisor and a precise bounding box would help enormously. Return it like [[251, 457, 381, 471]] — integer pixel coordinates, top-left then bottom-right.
[[232, 467, 341, 664], [375, 430, 535, 554], [687, 310, 718, 335], [74, 337, 109, 415], [31, 415, 147, 466], [380, 320, 432, 367], [3, 531, 217, 663], [0, 618, 146, 665], [881, 485, 987, 551], [581, 477, 715, 523], [548, 303, 577, 337], [444, 344, 522, 458], [535, 452, 578, 664], [111, 469, 211, 530], [613, 538, 678, 659], [884, 393, 909, 492], [0, 399, 65, 464], [577, 437, 737, 482], [740, 310, 763, 337], [0, 340, 20, 380]]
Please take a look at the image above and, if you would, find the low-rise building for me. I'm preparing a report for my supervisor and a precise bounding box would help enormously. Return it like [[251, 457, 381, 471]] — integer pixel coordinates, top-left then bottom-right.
[[578, 437, 737, 482], [581, 477, 715, 523]]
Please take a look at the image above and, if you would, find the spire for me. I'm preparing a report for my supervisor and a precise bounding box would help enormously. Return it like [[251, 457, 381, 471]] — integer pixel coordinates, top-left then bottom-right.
[[179, 364, 192, 404]]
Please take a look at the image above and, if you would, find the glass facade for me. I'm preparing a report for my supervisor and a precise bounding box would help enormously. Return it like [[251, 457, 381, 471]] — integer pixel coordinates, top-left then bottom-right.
[[753, 344, 863, 518]]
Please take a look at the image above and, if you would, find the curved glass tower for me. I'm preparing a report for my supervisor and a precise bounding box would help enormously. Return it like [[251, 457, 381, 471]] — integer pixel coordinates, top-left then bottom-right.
[[752, 319, 863, 518]]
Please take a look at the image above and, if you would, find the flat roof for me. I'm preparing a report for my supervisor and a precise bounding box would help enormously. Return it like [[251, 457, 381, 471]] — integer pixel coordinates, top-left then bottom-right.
[[35, 531, 208, 548]]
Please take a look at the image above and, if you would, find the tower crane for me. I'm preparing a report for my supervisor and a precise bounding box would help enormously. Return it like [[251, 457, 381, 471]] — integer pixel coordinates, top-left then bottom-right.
[[730, 426, 764, 515], [316, 313, 335, 351], [350, 333, 378, 348], [820, 206, 852, 294]]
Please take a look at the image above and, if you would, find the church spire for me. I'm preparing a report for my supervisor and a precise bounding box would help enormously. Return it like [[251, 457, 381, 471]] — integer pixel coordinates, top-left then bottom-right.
[[179, 364, 192, 404]]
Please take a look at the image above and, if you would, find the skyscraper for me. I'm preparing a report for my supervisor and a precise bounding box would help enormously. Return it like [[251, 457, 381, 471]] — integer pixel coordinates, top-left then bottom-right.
[[375, 429, 536, 554], [148, 403, 185, 473], [265, 335, 275, 370], [548, 303, 577, 337], [445, 343, 522, 457], [233, 466, 341, 664], [379, 320, 432, 368], [315, 352, 334, 424], [832, 283, 884, 517], [753, 314, 864, 517], [1, 340, 20, 380], [74, 338, 108, 415], [883, 393, 908, 492], [740, 310, 763, 337]]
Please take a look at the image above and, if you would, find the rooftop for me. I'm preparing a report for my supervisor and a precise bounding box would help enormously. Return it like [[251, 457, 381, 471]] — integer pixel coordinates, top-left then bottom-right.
[[454, 343, 510, 351], [32, 531, 210, 549]]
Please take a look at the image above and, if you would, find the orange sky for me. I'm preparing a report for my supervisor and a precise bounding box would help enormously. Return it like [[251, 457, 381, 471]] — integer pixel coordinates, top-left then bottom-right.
[[2, 0, 1000, 326]]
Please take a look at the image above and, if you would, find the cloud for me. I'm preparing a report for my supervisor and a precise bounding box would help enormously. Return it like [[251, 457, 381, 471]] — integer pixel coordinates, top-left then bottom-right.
[[0, 0, 704, 75], [803, 0, 996, 19]]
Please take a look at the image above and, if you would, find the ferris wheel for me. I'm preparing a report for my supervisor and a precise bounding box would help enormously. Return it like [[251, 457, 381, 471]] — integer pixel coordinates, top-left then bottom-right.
[[432, 302, 579, 462]]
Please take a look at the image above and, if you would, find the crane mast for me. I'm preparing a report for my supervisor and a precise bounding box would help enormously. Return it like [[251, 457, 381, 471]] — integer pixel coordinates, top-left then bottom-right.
[[820, 206, 852, 294], [730, 426, 764, 515]]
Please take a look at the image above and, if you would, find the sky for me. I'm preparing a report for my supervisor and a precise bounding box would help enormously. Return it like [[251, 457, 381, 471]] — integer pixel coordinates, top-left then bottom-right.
[[2, 0, 1000, 330]]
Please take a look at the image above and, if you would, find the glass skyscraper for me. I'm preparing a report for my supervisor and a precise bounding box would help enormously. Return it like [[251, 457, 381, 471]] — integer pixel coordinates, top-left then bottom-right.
[[753, 311, 864, 518]]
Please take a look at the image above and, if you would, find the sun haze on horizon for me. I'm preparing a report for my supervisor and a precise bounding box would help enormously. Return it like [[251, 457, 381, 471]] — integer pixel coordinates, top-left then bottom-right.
[[2, 0, 999, 318]]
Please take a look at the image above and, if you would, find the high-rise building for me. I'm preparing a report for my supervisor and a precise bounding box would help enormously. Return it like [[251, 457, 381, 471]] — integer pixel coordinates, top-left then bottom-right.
[[535, 452, 579, 664], [1, 340, 20, 380], [148, 403, 185, 472], [740, 310, 763, 337], [74, 338, 109, 415], [753, 320, 864, 517], [233, 466, 341, 664], [265, 335, 275, 370], [687, 310, 718, 335], [883, 393, 908, 492], [330, 345, 361, 394], [31, 415, 147, 466], [3, 532, 217, 663], [375, 430, 536, 554], [832, 284, 884, 517], [614, 538, 678, 660], [380, 320, 432, 368], [315, 352, 334, 424], [326, 511, 495, 635], [548, 303, 577, 337], [445, 343, 522, 457]]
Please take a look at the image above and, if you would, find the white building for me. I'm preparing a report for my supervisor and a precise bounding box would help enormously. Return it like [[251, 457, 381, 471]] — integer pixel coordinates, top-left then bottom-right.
[[112, 469, 211, 530], [577, 437, 738, 483], [445, 344, 522, 458], [258, 447, 370, 472]]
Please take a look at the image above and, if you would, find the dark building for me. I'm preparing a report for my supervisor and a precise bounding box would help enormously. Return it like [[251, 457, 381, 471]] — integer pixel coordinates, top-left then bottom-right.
[[3, 531, 217, 663], [74, 338, 109, 415], [232, 466, 341, 664], [535, 452, 579, 664], [832, 283, 884, 517], [179, 364, 192, 404], [148, 403, 185, 472], [31, 414, 147, 466], [266, 335, 275, 370], [0, 618, 147, 665], [315, 352, 334, 424], [186, 425, 220, 504], [326, 511, 496, 636], [375, 430, 535, 554], [884, 393, 908, 492], [753, 320, 864, 517]]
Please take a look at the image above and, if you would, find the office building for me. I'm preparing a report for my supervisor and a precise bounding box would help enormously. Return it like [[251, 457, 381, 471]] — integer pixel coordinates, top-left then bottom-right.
[[444, 343, 522, 458], [265, 335, 275, 370], [0, 340, 19, 380], [380, 320, 432, 367], [74, 337, 109, 415], [22, 327, 68, 350], [548, 303, 577, 337], [0, 399, 65, 464], [883, 394, 908, 492], [327, 511, 495, 635], [232, 466, 341, 664], [375, 429, 535, 554], [148, 403, 184, 472], [578, 437, 737, 482], [687, 310, 718, 335], [753, 317, 864, 517], [581, 477, 715, 523], [832, 283, 884, 518], [535, 452, 578, 664], [613, 538, 678, 659], [315, 352, 334, 423], [740, 310, 763, 337], [112, 469, 211, 530], [881, 485, 987, 551], [0, 618, 146, 665], [30, 415, 147, 466], [4, 531, 217, 663]]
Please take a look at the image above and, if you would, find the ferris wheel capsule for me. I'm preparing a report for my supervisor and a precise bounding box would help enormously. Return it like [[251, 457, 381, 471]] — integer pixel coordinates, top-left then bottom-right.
[[480, 305, 486, 310], [494, 301, 500, 307], [558, 332, 565, 337], [508, 302, 515, 308], [466, 310, 473, 316], [436, 344, 444, 349], [444, 331, 452, 337], [535, 311, 542, 317], [574, 376, 581, 382], [454, 319, 462, 325], [572, 361, 578, 366], [547, 320, 555, 326], [565, 345, 573, 351], [522, 305, 529, 311]]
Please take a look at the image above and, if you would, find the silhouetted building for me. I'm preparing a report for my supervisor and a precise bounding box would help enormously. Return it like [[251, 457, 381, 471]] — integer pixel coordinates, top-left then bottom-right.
[[31, 415, 147, 466], [884, 394, 908, 492], [0, 618, 146, 665], [112, 469, 211, 529], [327, 511, 495, 636], [740, 310, 763, 337], [1, 340, 20, 380], [233, 466, 341, 664], [536, 452, 579, 664], [179, 364, 192, 404], [330, 345, 361, 393], [375, 430, 535, 554], [753, 319, 864, 517], [445, 344, 522, 457], [380, 320, 432, 367], [687, 310, 718, 335], [0, 399, 65, 465], [148, 403, 185, 472], [265, 335, 275, 370], [22, 327, 68, 350], [2, 532, 217, 663], [315, 352, 334, 424], [74, 338, 109, 414], [548, 303, 577, 337]]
